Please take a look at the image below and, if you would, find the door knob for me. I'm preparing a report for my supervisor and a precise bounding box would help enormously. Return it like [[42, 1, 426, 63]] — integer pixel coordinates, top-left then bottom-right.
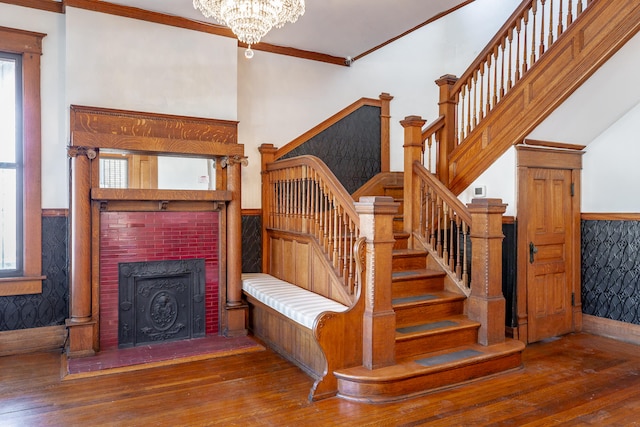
[[529, 242, 538, 264]]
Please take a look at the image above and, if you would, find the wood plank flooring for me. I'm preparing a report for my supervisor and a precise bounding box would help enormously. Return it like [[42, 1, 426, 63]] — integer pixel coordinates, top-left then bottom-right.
[[1, 332, 640, 426]]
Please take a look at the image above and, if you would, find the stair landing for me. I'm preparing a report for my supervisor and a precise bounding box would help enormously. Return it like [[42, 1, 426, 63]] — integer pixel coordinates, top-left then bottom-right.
[[335, 339, 525, 403]]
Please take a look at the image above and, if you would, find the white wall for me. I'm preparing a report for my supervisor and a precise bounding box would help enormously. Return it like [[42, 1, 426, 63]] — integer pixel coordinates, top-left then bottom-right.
[[0, 3, 66, 209], [1, 3, 238, 209], [582, 102, 640, 212], [65, 7, 237, 121], [237, 0, 521, 208]]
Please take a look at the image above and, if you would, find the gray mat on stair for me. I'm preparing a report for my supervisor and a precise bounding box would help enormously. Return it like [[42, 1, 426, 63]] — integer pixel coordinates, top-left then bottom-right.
[[415, 349, 482, 367], [393, 271, 419, 277], [392, 294, 437, 305], [397, 320, 458, 334]]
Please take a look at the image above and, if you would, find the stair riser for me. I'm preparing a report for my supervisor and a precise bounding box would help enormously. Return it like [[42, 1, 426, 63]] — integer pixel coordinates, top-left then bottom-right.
[[394, 236, 409, 250], [395, 300, 465, 326], [393, 277, 446, 298], [336, 353, 523, 403], [393, 218, 404, 233], [383, 187, 404, 199], [392, 255, 427, 271], [395, 328, 478, 360]]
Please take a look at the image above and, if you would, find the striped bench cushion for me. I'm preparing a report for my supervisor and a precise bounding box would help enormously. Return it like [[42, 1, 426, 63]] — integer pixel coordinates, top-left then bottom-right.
[[241, 273, 348, 330]]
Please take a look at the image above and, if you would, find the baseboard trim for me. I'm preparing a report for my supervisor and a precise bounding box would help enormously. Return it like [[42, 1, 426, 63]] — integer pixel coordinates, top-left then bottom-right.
[[0, 325, 66, 356], [582, 314, 640, 346]]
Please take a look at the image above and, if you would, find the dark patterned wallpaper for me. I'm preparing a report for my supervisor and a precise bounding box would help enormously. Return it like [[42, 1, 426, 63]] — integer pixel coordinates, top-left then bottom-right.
[[0, 216, 68, 331], [582, 220, 640, 325], [280, 105, 381, 194], [242, 214, 262, 273], [502, 222, 518, 328]]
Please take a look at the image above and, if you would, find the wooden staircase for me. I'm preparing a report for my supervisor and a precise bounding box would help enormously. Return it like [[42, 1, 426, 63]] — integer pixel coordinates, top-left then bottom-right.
[[335, 182, 524, 403]]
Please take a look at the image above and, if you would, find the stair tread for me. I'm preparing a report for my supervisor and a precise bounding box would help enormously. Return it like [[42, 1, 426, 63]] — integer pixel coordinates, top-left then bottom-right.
[[392, 291, 464, 307], [334, 339, 525, 381], [392, 269, 445, 281], [393, 248, 428, 257], [396, 315, 479, 337]]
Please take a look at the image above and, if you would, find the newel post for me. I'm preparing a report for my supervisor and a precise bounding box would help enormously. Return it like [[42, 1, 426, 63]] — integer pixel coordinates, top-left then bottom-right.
[[435, 74, 458, 186], [401, 116, 426, 242], [355, 196, 399, 369], [259, 144, 277, 273], [467, 198, 507, 345], [379, 92, 393, 173]]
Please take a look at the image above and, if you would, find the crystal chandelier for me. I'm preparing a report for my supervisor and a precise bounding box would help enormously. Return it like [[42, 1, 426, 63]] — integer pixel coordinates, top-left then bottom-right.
[[193, 0, 305, 58]]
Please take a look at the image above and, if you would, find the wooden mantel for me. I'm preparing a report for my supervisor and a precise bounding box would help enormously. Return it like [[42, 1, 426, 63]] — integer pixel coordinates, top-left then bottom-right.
[[66, 105, 246, 357]]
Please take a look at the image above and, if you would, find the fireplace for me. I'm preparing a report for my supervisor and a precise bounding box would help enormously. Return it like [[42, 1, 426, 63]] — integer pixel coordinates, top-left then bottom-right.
[[118, 259, 206, 348], [99, 211, 220, 350], [66, 105, 247, 357]]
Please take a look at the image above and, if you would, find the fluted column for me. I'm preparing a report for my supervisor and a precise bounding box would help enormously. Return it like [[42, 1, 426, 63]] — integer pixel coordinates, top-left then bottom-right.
[[66, 146, 97, 357], [223, 155, 248, 337]]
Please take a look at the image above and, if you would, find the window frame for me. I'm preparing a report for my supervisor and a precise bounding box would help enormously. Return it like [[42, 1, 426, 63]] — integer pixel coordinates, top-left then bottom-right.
[[0, 26, 46, 296]]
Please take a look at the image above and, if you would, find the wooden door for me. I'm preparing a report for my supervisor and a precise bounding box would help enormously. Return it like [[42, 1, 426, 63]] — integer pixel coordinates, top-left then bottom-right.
[[525, 167, 573, 342], [516, 144, 583, 344]]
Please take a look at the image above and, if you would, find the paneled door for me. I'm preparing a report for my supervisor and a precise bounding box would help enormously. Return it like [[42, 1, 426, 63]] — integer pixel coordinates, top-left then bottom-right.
[[525, 167, 573, 342], [516, 144, 583, 344]]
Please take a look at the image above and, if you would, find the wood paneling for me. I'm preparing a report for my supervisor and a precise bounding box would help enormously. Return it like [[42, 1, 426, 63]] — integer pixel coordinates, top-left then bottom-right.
[[0, 325, 65, 356], [582, 213, 640, 221]]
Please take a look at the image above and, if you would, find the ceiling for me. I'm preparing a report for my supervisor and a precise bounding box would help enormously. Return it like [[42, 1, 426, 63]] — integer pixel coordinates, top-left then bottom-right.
[[105, 0, 470, 60]]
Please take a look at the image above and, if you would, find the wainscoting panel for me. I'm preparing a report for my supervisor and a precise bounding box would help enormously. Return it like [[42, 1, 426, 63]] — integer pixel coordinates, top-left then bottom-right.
[[582, 220, 640, 325], [0, 216, 68, 331]]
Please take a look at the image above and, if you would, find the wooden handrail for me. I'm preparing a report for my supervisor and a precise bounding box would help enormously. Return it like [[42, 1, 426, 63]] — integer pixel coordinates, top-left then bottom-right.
[[266, 155, 360, 225], [426, 0, 594, 186], [450, 0, 540, 96], [264, 155, 361, 295], [413, 163, 471, 225], [421, 115, 445, 173], [412, 162, 472, 292]]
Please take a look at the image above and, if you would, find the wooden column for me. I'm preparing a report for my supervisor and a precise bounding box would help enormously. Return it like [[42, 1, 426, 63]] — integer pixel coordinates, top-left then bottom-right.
[[467, 198, 507, 345], [379, 92, 393, 173], [224, 155, 248, 337], [401, 116, 426, 242], [355, 196, 399, 369], [66, 146, 97, 357], [258, 144, 277, 273], [435, 74, 458, 186]]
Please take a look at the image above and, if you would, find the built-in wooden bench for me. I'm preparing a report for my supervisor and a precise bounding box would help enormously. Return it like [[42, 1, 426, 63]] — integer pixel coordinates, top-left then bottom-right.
[[241, 272, 361, 400]]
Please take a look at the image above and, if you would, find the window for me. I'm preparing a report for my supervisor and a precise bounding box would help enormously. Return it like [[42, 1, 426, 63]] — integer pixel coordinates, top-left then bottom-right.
[[1, 53, 22, 276], [0, 27, 45, 296]]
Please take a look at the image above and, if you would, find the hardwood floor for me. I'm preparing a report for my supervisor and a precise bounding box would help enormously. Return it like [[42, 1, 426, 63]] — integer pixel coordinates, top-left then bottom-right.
[[1, 332, 640, 426]]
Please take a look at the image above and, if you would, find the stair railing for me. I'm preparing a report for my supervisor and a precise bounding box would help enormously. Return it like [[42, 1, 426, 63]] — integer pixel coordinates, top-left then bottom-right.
[[433, 0, 593, 186], [404, 118, 508, 345], [413, 163, 472, 293], [259, 153, 361, 296]]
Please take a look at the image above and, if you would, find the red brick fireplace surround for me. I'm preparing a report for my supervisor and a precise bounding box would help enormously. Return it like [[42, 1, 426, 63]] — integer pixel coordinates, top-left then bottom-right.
[[99, 211, 220, 350]]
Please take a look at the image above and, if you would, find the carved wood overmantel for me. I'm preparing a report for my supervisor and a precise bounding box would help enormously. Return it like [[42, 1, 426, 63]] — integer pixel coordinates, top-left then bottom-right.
[[66, 105, 246, 357]]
